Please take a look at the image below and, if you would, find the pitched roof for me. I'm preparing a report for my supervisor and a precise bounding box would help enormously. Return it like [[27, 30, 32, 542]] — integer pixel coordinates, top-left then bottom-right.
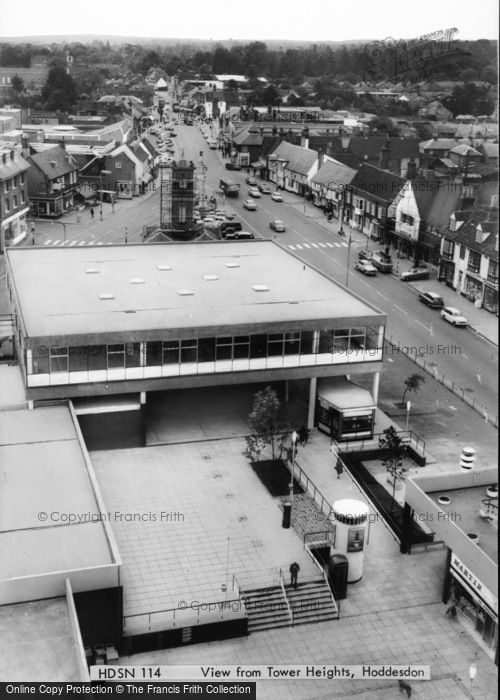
[[454, 210, 499, 260], [349, 163, 406, 203], [411, 180, 464, 229], [268, 141, 318, 175], [28, 144, 77, 179], [311, 159, 357, 187], [449, 144, 481, 157]]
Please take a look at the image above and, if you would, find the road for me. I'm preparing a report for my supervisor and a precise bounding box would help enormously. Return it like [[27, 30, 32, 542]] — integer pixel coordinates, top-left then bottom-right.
[[30, 119, 498, 419]]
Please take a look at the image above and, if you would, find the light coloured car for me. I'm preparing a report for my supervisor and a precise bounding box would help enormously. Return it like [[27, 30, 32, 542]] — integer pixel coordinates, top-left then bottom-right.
[[440, 306, 467, 327], [418, 291, 444, 308], [245, 176, 258, 186], [243, 199, 258, 210], [271, 191, 283, 202], [258, 183, 272, 194], [248, 187, 261, 198], [354, 259, 377, 276], [269, 219, 286, 232], [400, 265, 429, 281]]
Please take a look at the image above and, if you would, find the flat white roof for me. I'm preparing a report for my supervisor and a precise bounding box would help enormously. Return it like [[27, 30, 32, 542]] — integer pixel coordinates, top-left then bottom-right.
[[7, 241, 385, 339], [318, 377, 376, 410]]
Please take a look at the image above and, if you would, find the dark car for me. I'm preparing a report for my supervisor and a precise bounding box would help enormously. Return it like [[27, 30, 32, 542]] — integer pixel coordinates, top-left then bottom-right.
[[269, 219, 286, 232], [225, 230, 255, 240], [418, 291, 444, 308], [400, 265, 430, 281], [245, 175, 258, 185], [358, 250, 374, 262], [258, 183, 272, 194], [225, 162, 241, 171]]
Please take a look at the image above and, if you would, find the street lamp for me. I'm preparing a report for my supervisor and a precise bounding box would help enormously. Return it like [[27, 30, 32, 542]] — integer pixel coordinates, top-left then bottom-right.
[[125, 226, 128, 244], [99, 170, 111, 221], [469, 663, 477, 698], [345, 234, 352, 288], [289, 430, 298, 505], [405, 400, 411, 433]]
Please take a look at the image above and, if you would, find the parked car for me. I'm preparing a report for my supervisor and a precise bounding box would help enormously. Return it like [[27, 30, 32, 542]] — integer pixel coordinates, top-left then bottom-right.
[[243, 199, 258, 210], [258, 183, 272, 194], [215, 209, 235, 220], [371, 252, 393, 273], [418, 291, 444, 308], [269, 219, 286, 232], [354, 259, 377, 276], [358, 250, 374, 262], [248, 187, 261, 198], [225, 230, 255, 240], [400, 265, 430, 281], [271, 191, 283, 202], [225, 162, 241, 171], [440, 306, 468, 327], [245, 176, 258, 185]]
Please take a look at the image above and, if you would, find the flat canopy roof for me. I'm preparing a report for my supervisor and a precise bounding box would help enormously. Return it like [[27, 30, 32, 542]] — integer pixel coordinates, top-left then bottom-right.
[[318, 377, 376, 410], [7, 241, 385, 339]]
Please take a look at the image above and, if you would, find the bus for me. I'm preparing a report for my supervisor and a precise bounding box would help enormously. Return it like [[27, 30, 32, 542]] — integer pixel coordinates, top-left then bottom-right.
[[219, 179, 240, 197]]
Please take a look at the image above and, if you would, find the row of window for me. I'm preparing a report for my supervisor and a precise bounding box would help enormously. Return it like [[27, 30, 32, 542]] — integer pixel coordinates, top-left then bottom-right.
[[30, 328, 383, 374], [3, 191, 26, 212], [3, 173, 25, 191], [444, 242, 498, 282]]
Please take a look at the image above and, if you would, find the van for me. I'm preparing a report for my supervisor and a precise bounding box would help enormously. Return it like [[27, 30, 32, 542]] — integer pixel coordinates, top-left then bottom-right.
[[219, 221, 242, 238], [371, 252, 393, 273]]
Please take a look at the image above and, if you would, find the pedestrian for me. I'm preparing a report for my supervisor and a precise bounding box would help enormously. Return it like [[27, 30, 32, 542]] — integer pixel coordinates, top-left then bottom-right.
[[90, 207, 94, 219], [298, 424, 309, 446], [445, 604, 457, 618], [290, 562, 300, 589]]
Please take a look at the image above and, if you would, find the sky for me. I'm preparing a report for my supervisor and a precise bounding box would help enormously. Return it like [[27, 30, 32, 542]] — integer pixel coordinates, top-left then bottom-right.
[[0, 0, 498, 41]]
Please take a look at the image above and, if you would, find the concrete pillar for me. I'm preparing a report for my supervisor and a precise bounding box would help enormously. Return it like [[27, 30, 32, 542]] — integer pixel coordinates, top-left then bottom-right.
[[26, 348, 33, 375], [284, 380, 289, 403], [307, 377, 317, 430], [139, 341, 146, 367], [372, 371, 380, 405], [140, 391, 146, 405], [377, 325, 385, 353]]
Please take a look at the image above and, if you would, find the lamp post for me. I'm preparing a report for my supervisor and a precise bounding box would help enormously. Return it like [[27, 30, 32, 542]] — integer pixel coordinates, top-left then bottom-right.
[[405, 400, 411, 433], [289, 430, 298, 505], [469, 663, 477, 698], [345, 234, 352, 288], [125, 226, 128, 244], [99, 169, 111, 221]]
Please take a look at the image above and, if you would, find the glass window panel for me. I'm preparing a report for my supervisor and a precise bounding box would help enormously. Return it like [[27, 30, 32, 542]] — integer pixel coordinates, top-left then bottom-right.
[[146, 341, 162, 366], [33, 347, 49, 373], [88, 345, 107, 370], [268, 333, 283, 341], [334, 329, 349, 338], [267, 339, 284, 356], [108, 344, 125, 369], [181, 343, 197, 363], [69, 346, 88, 372], [234, 335, 249, 343], [216, 344, 232, 360], [318, 330, 334, 353], [350, 328, 365, 337], [218, 337, 232, 345], [234, 342, 249, 359], [250, 334, 267, 358], [125, 342, 141, 367], [300, 331, 314, 355], [284, 339, 300, 355], [50, 346, 68, 372], [198, 337, 215, 362], [163, 340, 179, 364]]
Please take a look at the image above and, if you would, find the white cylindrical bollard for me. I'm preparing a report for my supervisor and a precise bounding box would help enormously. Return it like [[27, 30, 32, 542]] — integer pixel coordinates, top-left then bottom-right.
[[332, 499, 369, 583], [460, 446, 475, 470]]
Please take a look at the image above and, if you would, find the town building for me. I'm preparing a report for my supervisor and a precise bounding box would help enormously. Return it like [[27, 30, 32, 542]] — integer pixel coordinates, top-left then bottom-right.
[[5, 241, 386, 442], [24, 143, 79, 218], [267, 140, 320, 197], [0, 142, 30, 252], [310, 159, 357, 216]]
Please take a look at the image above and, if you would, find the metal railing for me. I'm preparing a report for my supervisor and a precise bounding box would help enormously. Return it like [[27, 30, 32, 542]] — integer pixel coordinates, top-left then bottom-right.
[[303, 530, 335, 549], [304, 544, 340, 619], [338, 430, 426, 456], [288, 457, 336, 522], [278, 568, 294, 625], [385, 335, 498, 429]]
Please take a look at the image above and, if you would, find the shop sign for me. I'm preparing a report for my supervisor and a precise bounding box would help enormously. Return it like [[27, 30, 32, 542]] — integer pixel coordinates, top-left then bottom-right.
[[451, 553, 497, 614]]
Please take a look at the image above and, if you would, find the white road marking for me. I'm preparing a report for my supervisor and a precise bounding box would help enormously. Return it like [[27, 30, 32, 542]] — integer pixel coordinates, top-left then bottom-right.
[[45, 239, 52, 245], [358, 279, 370, 287], [96, 242, 104, 245], [326, 242, 334, 248], [334, 243, 342, 248], [318, 242, 327, 248], [415, 319, 430, 330], [449, 405, 457, 411], [69, 241, 78, 246], [296, 244, 303, 250], [78, 241, 86, 246], [303, 243, 311, 248], [341, 242, 348, 247], [462, 353, 469, 359], [376, 291, 389, 300], [288, 245, 296, 250], [393, 304, 408, 315], [311, 243, 319, 248]]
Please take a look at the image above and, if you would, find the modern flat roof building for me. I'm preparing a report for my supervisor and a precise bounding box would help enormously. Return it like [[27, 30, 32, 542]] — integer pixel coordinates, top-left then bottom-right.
[[6, 240, 386, 439]]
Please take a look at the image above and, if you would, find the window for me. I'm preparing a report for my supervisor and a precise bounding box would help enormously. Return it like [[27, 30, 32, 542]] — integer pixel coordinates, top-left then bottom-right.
[[4, 179, 10, 193], [33, 346, 49, 374], [180, 339, 197, 363], [178, 205, 186, 223], [21, 190, 25, 204], [300, 331, 315, 355], [468, 251, 481, 274], [107, 344, 125, 369], [146, 341, 162, 366], [13, 175, 18, 188], [233, 335, 250, 359], [20, 173, 25, 186], [88, 345, 107, 371], [318, 330, 334, 354], [250, 334, 267, 358], [267, 333, 284, 356], [459, 245, 466, 260], [163, 340, 180, 364], [69, 346, 88, 372], [50, 345, 68, 373], [442, 239, 454, 259], [216, 336, 232, 360], [115, 161, 122, 169], [198, 337, 215, 362], [401, 213, 414, 226], [13, 195, 17, 208], [284, 331, 300, 355], [4, 198, 9, 212], [125, 343, 141, 367], [487, 260, 498, 284]]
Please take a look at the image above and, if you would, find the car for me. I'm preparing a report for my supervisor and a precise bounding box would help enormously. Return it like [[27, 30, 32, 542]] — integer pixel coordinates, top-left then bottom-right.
[[354, 259, 377, 276], [440, 306, 468, 327], [269, 219, 286, 232], [358, 250, 374, 262], [271, 191, 283, 202], [225, 162, 241, 171], [248, 187, 261, 198], [225, 230, 255, 240], [418, 291, 444, 308], [169, 132, 177, 137], [243, 199, 258, 210], [258, 183, 272, 194], [371, 252, 393, 272], [215, 210, 235, 220], [400, 265, 430, 281], [245, 175, 258, 185]]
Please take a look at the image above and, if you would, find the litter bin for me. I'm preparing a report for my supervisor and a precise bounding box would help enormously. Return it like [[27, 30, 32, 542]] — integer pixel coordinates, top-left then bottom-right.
[[328, 553, 348, 600], [282, 502, 291, 529]]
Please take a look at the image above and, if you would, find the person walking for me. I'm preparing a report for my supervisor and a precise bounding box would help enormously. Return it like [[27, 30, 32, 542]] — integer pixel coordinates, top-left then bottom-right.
[[290, 562, 300, 589], [90, 207, 95, 219]]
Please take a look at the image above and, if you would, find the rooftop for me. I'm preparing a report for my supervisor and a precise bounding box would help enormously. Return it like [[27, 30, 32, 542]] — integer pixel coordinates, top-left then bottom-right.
[[7, 241, 385, 339]]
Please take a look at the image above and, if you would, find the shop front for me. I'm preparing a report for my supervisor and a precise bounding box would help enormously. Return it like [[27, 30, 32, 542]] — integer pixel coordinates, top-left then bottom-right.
[[446, 552, 498, 663], [483, 283, 498, 315], [462, 274, 484, 305], [316, 377, 376, 442]]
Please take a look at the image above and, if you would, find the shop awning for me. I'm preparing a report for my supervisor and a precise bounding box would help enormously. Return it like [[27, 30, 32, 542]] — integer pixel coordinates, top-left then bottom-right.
[[318, 377, 375, 411]]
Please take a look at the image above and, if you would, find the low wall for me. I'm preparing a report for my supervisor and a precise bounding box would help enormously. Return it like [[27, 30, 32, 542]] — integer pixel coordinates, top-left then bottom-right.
[[65, 578, 91, 681]]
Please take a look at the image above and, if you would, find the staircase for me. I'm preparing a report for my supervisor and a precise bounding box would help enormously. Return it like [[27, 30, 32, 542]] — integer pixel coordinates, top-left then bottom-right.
[[242, 578, 338, 633]]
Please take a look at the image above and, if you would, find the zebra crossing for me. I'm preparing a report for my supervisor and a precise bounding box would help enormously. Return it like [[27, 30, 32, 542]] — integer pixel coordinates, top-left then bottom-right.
[[288, 241, 348, 251], [43, 239, 113, 246]]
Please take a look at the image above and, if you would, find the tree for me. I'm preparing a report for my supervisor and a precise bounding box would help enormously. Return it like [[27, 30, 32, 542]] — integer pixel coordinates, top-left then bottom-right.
[[243, 386, 290, 462], [379, 426, 409, 513], [401, 373, 425, 405], [42, 64, 77, 111], [11, 75, 24, 93]]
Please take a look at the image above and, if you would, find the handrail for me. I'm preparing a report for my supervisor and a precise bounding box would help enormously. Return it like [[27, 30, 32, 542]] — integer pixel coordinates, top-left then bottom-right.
[[279, 567, 294, 626], [338, 429, 426, 455], [304, 544, 340, 619], [304, 530, 335, 548], [288, 456, 336, 524]]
